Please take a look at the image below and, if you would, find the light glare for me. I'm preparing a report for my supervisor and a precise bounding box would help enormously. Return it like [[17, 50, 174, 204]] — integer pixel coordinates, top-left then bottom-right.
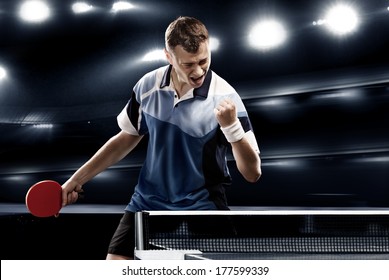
[[0, 66, 6, 80], [72, 2, 94, 14], [325, 5, 359, 35], [142, 50, 166, 62], [33, 124, 53, 129], [209, 37, 220, 51], [249, 20, 286, 50], [19, 0, 50, 23], [112, 1, 134, 12]]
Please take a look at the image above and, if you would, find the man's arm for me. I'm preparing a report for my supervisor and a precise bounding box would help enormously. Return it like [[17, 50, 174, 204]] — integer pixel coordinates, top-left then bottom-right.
[[214, 99, 261, 183], [61, 131, 143, 205], [230, 136, 261, 182]]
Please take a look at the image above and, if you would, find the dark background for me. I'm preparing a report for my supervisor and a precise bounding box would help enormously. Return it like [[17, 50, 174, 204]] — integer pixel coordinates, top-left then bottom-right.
[[0, 0, 388, 259]]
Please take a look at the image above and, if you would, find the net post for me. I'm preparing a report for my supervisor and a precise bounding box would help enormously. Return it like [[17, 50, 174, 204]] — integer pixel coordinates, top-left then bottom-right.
[[135, 211, 146, 251]]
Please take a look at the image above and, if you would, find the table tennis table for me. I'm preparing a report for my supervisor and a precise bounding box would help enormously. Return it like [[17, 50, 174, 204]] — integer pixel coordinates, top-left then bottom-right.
[[183, 252, 389, 260], [134, 208, 389, 260]]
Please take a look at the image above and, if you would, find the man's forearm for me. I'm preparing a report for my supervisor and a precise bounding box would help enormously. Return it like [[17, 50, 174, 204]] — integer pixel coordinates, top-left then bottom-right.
[[69, 131, 143, 186], [231, 136, 261, 183]]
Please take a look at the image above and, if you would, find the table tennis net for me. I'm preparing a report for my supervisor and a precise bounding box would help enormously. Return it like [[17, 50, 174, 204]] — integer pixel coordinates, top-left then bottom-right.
[[136, 212, 389, 254]]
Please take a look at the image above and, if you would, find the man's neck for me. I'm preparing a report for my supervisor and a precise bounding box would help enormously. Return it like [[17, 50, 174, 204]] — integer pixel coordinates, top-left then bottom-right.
[[171, 69, 192, 98]]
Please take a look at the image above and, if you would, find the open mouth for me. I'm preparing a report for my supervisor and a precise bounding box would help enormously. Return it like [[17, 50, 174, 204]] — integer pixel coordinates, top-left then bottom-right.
[[190, 73, 205, 85]]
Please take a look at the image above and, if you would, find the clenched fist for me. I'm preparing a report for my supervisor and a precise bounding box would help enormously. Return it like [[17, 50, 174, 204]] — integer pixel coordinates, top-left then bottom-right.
[[213, 98, 238, 128]]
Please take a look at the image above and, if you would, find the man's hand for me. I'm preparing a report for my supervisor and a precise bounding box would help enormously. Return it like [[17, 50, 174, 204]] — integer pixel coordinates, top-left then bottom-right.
[[214, 98, 238, 128], [61, 179, 83, 207]]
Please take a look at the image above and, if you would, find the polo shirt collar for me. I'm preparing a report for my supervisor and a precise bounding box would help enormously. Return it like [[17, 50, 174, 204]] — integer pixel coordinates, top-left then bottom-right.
[[160, 65, 212, 99]]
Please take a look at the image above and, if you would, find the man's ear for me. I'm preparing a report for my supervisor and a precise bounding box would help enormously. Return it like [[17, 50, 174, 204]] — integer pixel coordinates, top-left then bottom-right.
[[164, 48, 173, 65]]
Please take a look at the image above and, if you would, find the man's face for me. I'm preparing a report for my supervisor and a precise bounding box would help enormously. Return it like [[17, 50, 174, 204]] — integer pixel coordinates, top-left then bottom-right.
[[166, 41, 211, 89]]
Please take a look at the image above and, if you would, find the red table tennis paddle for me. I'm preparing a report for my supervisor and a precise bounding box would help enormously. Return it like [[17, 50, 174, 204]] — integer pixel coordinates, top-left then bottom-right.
[[25, 180, 62, 218]]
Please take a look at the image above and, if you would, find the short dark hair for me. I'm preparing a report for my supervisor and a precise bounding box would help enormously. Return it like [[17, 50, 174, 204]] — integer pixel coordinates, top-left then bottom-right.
[[165, 16, 209, 53]]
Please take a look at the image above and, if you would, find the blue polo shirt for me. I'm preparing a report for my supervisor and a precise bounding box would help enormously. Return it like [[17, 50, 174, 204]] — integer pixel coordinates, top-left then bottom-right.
[[117, 65, 258, 211]]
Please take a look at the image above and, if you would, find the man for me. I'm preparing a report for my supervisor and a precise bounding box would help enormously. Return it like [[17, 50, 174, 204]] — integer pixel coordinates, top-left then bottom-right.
[[61, 16, 261, 260]]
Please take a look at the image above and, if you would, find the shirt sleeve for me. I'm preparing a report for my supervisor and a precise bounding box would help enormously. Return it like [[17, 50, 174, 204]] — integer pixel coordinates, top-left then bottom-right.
[[117, 102, 139, 136]]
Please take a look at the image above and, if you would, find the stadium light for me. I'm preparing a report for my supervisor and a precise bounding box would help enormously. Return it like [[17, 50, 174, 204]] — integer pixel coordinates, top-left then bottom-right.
[[142, 49, 166, 62], [0, 66, 6, 80], [19, 0, 50, 23], [72, 2, 94, 14], [314, 4, 359, 36], [248, 19, 287, 50], [111, 1, 134, 12]]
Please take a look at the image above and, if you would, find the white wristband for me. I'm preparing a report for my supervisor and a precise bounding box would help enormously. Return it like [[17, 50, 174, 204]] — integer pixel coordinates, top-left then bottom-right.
[[220, 120, 245, 143]]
